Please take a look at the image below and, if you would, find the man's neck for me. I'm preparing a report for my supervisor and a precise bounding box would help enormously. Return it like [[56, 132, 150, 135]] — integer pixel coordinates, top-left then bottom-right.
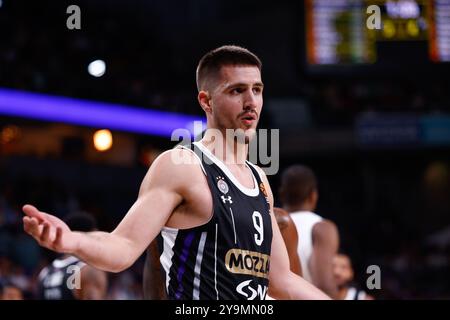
[[283, 204, 314, 213], [201, 130, 248, 167]]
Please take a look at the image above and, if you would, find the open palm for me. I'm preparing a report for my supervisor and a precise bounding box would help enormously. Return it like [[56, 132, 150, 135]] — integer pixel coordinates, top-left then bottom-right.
[[22, 204, 79, 254]]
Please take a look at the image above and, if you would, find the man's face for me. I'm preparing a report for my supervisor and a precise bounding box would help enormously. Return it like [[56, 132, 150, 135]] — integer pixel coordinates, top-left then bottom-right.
[[332, 255, 354, 288], [207, 65, 263, 142]]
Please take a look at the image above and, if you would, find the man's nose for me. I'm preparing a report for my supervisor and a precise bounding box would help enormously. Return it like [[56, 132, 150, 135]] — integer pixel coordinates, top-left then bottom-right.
[[243, 90, 258, 110]]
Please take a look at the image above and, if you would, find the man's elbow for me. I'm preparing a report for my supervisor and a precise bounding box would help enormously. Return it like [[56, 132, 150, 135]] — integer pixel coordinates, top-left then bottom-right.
[[103, 252, 135, 273], [109, 259, 133, 273], [105, 236, 139, 273], [268, 284, 288, 300], [268, 273, 294, 300], [108, 265, 126, 273]]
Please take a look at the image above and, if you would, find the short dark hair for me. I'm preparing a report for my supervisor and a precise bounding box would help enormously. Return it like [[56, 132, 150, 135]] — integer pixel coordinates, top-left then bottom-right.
[[279, 165, 318, 206], [196, 45, 262, 91], [64, 211, 97, 232]]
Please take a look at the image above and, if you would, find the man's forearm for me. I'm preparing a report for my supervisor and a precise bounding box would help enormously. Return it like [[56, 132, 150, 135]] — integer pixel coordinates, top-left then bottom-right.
[[291, 274, 331, 300], [271, 272, 331, 300], [72, 231, 135, 273]]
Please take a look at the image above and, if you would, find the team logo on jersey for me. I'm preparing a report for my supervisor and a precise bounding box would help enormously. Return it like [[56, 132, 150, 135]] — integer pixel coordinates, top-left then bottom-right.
[[221, 195, 233, 204], [225, 249, 270, 279], [259, 183, 269, 203], [236, 280, 268, 300], [217, 177, 229, 194], [259, 183, 267, 197]]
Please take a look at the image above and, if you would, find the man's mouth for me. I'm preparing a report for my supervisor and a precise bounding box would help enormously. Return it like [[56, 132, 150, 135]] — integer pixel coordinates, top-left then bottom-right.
[[240, 113, 257, 125]]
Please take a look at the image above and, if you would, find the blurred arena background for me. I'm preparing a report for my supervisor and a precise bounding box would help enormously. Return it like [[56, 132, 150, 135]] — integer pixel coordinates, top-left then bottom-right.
[[1, 0, 450, 299]]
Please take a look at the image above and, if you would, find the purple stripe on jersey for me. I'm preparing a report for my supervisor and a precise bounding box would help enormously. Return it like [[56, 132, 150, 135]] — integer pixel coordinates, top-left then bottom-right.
[[175, 231, 195, 299]]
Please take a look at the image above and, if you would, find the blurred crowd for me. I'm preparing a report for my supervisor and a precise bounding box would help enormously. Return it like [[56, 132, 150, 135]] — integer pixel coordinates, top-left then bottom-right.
[[1, 2, 449, 122]]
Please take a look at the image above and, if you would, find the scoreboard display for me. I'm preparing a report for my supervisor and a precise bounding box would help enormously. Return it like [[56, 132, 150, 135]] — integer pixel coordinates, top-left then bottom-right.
[[306, 0, 450, 65]]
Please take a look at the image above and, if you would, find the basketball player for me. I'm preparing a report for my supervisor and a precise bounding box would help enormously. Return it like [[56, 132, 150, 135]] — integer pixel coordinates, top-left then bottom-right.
[[279, 165, 340, 299], [22, 45, 329, 300], [36, 212, 108, 300], [333, 253, 374, 300]]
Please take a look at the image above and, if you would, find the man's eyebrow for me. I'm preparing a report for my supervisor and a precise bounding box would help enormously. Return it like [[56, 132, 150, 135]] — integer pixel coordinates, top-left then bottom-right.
[[224, 82, 264, 89]]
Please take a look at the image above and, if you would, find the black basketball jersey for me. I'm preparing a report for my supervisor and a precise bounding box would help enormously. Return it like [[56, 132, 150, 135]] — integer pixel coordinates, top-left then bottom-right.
[[37, 256, 85, 300], [159, 142, 273, 300]]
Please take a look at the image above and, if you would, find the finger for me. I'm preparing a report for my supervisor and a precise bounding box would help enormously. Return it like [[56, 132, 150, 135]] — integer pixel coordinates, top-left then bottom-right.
[[54, 227, 63, 249], [40, 223, 51, 243], [22, 204, 46, 223], [28, 217, 44, 238], [23, 216, 33, 234], [45, 213, 65, 228]]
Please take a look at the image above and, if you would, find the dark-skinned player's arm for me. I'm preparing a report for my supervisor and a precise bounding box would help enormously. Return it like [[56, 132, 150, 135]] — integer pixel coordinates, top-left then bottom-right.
[[273, 207, 302, 277], [73, 265, 108, 300], [22, 149, 196, 273], [256, 168, 330, 300], [310, 220, 340, 299]]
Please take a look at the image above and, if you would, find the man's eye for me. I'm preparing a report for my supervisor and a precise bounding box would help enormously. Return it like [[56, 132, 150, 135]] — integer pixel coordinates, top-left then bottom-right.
[[231, 88, 243, 94], [253, 87, 262, 94]]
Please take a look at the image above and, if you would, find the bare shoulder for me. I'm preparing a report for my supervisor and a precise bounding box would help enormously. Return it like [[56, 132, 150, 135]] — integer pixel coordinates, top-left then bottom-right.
[[273, 207, 289, 218], [250, 164, 274, 206], [139, 148, 205, 195], [249, 163, 272, 192], [312, 219, 339, 242], [251, 163, 267, 181], [273, 207, 290, 230], [314, 219, 338, 235]]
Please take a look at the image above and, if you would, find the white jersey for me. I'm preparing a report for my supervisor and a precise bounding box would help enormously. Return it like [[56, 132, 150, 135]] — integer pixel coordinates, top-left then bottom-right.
[[290, 211, 323, 282]]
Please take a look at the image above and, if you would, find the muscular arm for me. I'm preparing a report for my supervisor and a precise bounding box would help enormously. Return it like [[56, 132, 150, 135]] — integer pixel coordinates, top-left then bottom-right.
[[273, 207, 302, 277], [256, 168, 330, 300], [22, 149, 195, 273], [74, 265, 108, 300], [310, 220, 340, 299]]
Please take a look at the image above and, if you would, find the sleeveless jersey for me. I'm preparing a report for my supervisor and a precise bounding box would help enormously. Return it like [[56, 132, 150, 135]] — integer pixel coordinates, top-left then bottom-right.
[[159, 142, 272, 300], [290, 211, 323, 282], [37, 256, 85, 300]]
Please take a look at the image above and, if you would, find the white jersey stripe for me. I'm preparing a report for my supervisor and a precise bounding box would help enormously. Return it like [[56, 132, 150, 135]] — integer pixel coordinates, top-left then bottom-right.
[[229, 207, 237, 244], [160, 227, 178, 292], [193, 232, 207, 300], [214, 223, 219, 300]]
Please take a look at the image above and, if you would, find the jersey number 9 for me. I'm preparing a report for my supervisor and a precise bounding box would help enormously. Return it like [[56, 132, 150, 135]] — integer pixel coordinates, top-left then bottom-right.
[[252, 211, 264, 246]]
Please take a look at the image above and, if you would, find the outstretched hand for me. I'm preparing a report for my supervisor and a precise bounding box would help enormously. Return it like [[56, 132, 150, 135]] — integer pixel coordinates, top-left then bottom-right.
[[22, 204, 79, 254]]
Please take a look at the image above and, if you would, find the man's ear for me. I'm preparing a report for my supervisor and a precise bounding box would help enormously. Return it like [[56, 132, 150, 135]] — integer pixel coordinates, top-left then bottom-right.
[[198, 91, 212, 113]]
